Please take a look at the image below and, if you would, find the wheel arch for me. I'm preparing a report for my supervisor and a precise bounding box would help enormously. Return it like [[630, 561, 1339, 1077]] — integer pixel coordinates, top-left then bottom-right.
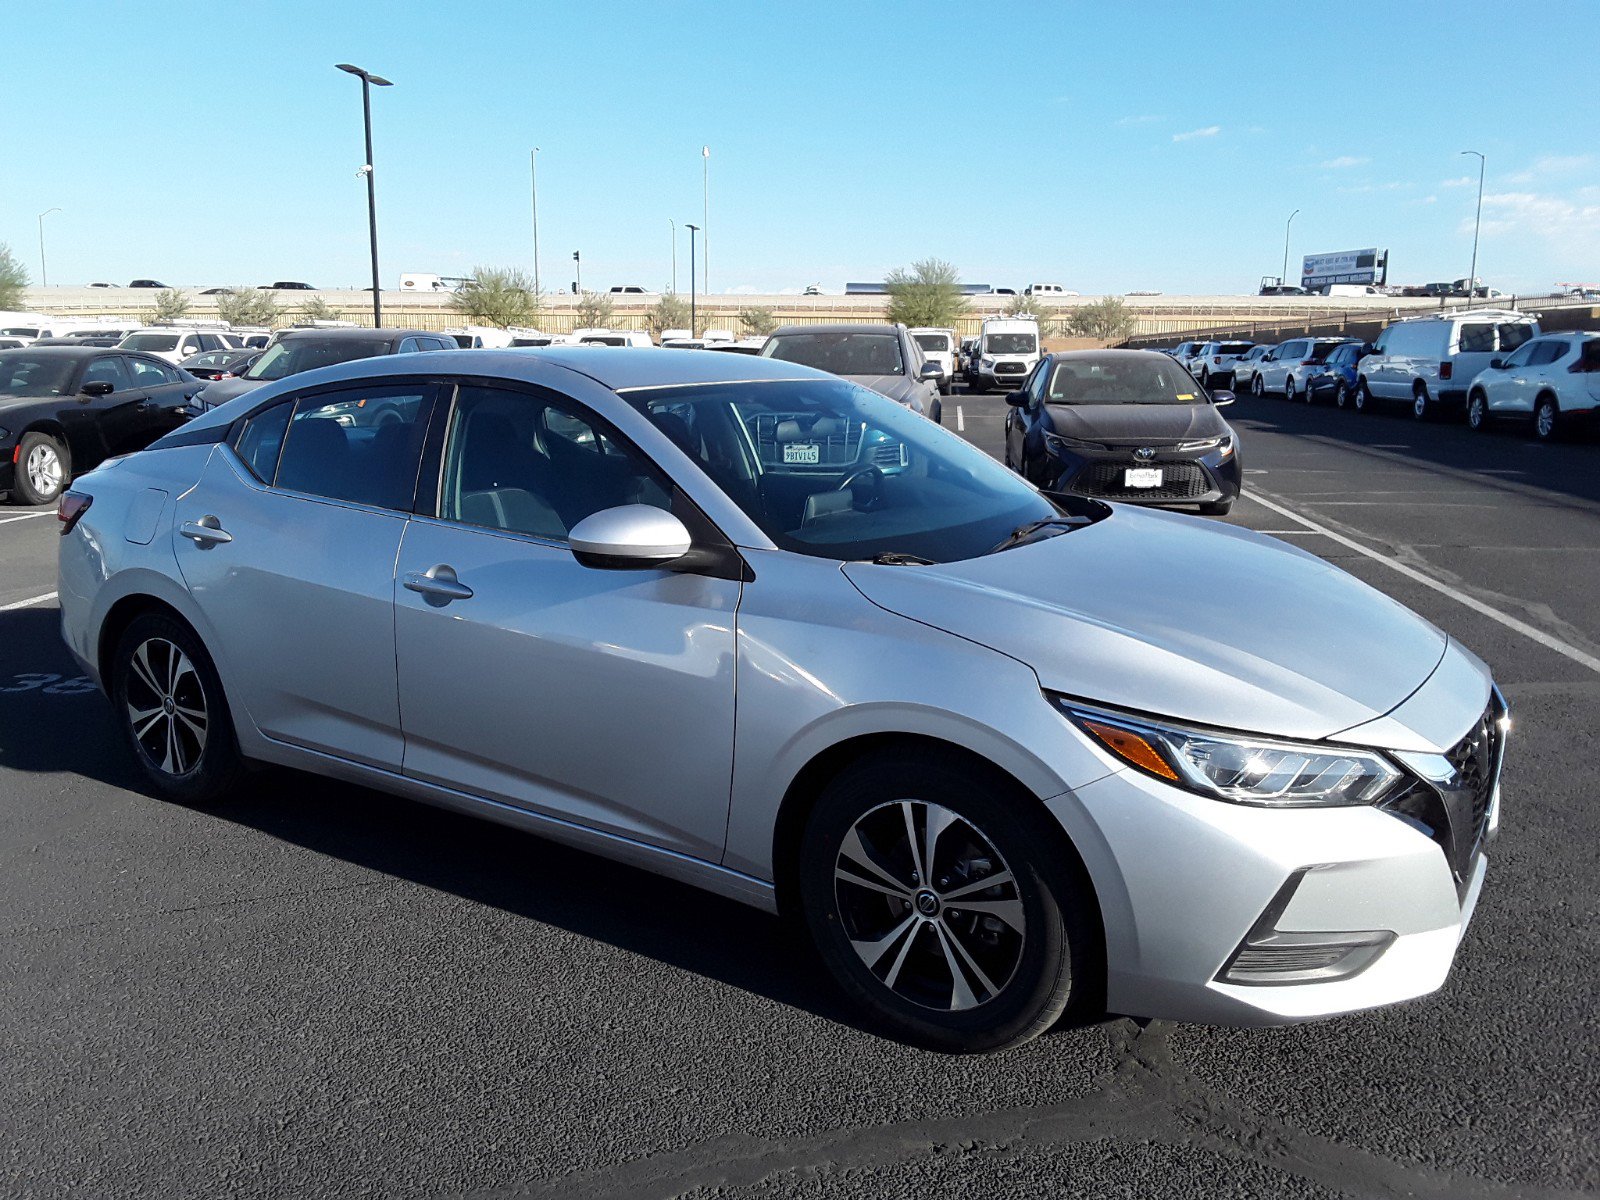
[[769, 732, 1107, 964], [97, 593, 195, 686]]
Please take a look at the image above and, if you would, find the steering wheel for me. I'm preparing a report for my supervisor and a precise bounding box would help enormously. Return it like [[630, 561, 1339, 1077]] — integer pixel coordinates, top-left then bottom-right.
[[834, 465, 886, 510]]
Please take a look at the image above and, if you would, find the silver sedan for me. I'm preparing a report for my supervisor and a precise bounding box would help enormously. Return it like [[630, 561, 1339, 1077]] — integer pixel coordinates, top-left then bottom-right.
[[57, 348, 1505, 1051]]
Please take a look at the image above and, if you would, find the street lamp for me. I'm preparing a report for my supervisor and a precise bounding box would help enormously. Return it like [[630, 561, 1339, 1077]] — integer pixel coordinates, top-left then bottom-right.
[[1462, 150, 1485, 307], [530, 148, 541, 296], [701, 146, 710, 297], [335, 62, 393, 327], [573, 250, 581, 294], [669, 219, 677, 294], [1282, 208, 1299, 290], [36, 208, 61, 287], [686, 224, 700, 336]]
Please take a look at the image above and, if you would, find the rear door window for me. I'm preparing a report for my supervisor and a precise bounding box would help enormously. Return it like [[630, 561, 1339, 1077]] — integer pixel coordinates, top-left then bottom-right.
[[233, 401, 293, 482], [80, 355, 132, 392], [1496, 323, 1535, 353], [272, 385, 437, 510], [1457, 324, 1496, 354]]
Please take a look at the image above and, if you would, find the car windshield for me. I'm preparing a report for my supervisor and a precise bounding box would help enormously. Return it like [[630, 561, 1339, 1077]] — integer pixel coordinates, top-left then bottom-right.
[[764, 332, 904, 376], [1045, 354, 1208, 405], [986, 333, 1037, 355], [121, 333, 180, 352], [1308, 342, 1349, 363], [0, 327, 42, 338], [913, 334, 950, 352], [245, 337, 392, 381], [623, 378, 1060, 562], [0, 353, 78, 397]]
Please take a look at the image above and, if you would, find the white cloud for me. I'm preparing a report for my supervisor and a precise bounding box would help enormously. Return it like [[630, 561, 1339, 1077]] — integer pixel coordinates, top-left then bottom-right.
[[1172, 125, 1221, 143], [1319, 156, 1368, 169], [1336, 181, 1412, 194], [1115, 114, 1163, 126], [1504, 154, 1595, 184], [1414, 195, 1438, 205], [1441, 175, 1475, 188], [1466, 191, 1600, 254]]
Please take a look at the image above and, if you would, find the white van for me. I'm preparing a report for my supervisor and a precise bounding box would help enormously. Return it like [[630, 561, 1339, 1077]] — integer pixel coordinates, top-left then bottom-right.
[[971, 317, 1041, 393], [440, 325, 515, 349], [1324, 284, 1386, 298], [1024, 283, 1075, 296], [400, 273, 465, 293], [1358, 309, 1540, 418], [572, 328, 653, 348], [908, 327, 957, 394]]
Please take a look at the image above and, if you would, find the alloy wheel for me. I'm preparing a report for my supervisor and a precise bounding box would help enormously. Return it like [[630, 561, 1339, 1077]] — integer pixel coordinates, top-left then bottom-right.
[[1468, 395, 1487, 430], [1284, 376, 1296, 401], [25, 443, 63, 497], [1252, 375, 1264, 398], [124, 637, 208, 777], [1535, 399, 1557, 439], [833, 799, 1025, 1012], [1335, 382, 1350, 409]]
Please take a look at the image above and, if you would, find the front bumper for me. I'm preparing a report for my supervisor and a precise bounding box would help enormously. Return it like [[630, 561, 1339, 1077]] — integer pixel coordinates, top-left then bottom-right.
[[1054, 759, 1495, 1026], [1048, 445, 1242, 507]]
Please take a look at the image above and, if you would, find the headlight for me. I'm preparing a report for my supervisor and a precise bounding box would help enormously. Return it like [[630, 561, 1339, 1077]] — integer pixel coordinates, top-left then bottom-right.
[[1176, 434, 1234, 456], [1044, 432, 1104, 456], [1054, 699, 1404, 808]]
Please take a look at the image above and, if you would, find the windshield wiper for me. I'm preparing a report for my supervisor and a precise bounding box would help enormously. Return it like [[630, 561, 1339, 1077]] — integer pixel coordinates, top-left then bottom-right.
[[867, 551, 936, 566], [985, 515, 1092, 555]]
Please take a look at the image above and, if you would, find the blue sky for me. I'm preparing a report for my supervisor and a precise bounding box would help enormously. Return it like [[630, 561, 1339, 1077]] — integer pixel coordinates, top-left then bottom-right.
[[4, 1, 1597, 296]]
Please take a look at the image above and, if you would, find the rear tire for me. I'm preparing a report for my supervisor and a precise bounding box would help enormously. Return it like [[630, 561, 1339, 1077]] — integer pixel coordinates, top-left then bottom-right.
[[14, 431, 70, 505], [111, 612, 244, 806], [798, 751, 1100, 1053], [1533, 394, 1560, 441], [1335, 381, 1351, 410]]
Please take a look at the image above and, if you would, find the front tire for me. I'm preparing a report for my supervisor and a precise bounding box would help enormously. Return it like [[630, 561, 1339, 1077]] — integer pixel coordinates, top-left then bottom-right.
[[1412, 385, 1432, 420], [1284, 376, 1297, 401], [1355, 379, 1374, 413], [798, 751, 1099, 1053], [1467, 392, 1489, 431], [14, 431, 70, 505], [111, 612, 244, 805], [1251, 374, 1265, 398]]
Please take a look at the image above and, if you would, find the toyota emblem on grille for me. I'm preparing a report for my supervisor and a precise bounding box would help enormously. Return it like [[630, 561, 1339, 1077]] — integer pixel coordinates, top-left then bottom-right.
[[1134, 446, 1157, 461]]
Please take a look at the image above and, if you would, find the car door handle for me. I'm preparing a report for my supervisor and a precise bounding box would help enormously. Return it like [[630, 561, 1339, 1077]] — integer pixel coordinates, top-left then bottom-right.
[[403, 566, 474, 602], [179, 517, 232, 546]]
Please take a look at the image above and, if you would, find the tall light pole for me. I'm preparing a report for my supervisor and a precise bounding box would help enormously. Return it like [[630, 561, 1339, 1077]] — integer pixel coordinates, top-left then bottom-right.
[[530, 148, 541, 296], [336, 63, 393, 327], [701, 146, 710, 297], [36, 208, 61, 287], [669, 219, 677, 294], [686, 224, 699, 336], [573, 250, 581, 294], [1462, 150, 1485, 307], [1282, 208, 1299, 290]]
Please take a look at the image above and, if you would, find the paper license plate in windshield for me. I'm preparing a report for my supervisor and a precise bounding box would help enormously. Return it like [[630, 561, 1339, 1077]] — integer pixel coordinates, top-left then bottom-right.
[[783, 443, 821, 465], [1124, 467, 1163, 488]]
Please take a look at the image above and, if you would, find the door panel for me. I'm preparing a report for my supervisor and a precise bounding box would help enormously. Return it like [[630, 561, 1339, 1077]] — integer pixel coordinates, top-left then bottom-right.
[[394, 518, 739, 860]]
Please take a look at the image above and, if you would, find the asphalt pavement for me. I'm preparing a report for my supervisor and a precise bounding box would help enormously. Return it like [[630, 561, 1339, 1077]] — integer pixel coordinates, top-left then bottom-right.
[[1, 389, 1596, 1199]]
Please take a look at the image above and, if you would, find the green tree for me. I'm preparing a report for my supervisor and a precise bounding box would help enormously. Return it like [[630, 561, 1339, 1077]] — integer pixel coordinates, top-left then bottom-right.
[[738, 306, 778, 337], [573, 290, 615, 329], [298, 296, 343, 322], [0, 243, 27, 310], [1003, 292, 1057, 335], [214, 288, 282, 328], [1066, 296, 1135, 340], [884, 258, 970, 328], [448, 266, 541, 329], [646, 292, 691, 338], [153, 288, 191, 322]]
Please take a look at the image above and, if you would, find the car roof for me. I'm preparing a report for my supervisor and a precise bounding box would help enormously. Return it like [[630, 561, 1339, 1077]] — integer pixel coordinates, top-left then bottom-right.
[[769, 323, 901, 336], [1045, 349, 1187, 365], [274, 327, 429, 342], [0, 345, 102, 358]]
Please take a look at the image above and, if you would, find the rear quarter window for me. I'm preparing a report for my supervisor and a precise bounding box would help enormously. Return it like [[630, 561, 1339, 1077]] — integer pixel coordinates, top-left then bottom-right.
[[233, 401, 293, 482]]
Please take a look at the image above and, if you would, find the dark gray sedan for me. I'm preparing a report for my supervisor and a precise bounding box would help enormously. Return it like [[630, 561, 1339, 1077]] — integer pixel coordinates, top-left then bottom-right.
[[760, 323, 945, 423]]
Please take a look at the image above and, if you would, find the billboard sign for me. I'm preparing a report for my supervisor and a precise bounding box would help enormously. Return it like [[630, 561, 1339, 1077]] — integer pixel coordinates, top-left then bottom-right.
[[1302, 248, 1388, 289]]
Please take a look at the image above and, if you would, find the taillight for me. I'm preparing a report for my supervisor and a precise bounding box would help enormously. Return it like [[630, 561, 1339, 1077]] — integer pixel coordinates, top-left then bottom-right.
[[1301, 359, 1316, 366], [58, 490, 92, 535], [1440, 362, 1453, 380]]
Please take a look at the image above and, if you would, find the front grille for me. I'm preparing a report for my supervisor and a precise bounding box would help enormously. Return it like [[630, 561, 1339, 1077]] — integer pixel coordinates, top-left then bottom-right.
[[995, 362, 1025, 375], [1445, 702, 1502, 861], [1067, 461, 1211, 501]]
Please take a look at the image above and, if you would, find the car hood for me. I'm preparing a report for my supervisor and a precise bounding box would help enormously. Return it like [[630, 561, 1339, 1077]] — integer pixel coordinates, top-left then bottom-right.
[[1045, 403, 1228, 445], [846, 373, 921, 406], [841, 505, 1450, 742], [193, 375, 268, 410]]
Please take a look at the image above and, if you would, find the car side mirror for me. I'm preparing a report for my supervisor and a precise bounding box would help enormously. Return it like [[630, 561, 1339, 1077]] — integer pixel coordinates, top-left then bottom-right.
[[1005, 390, 1029, 406], [1489, 358, 1504, 369], [569, 505, 692, 570], [1211, 391, 1236, 406], [918, 362, 944, 381], [81, 380, 114, 397]]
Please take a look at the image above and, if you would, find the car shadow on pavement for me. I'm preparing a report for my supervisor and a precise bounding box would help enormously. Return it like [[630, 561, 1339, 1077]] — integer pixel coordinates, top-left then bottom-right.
[[0, 605, 880, 1035], [1231, 391, 1600, 510]]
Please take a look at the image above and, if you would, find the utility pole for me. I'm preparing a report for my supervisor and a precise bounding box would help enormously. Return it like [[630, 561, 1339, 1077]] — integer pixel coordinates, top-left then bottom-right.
[[530, 148, 541, 296], [1282, 209, 1299, 290], [37, 208, 60, 287], [686, 224, 699, 336], [573, 250, 581, 294], [1462, 150, 1485, 308], [701, 146, 710, 298], [670, 219, 677, 294], [336, 63, 393, 327]]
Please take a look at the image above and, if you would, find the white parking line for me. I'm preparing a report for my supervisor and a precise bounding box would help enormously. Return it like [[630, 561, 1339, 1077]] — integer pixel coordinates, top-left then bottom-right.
[[956, 406, 965, 432], [1244, 489, 1600, 676], [0, 511, 52, 526], [0, 591, 57, 612]]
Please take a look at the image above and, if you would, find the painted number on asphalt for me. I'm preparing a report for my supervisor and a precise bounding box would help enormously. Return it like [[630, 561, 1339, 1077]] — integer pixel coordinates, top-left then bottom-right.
[[0, 673, 98, 695]]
